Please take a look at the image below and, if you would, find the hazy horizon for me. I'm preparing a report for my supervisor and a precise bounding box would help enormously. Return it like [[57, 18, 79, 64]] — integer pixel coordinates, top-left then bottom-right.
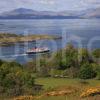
[[0, 0, 100, 13]]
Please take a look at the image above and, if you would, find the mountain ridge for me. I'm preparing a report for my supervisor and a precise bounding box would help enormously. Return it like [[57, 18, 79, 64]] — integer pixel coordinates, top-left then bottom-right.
[[0, 8, 100, 19]]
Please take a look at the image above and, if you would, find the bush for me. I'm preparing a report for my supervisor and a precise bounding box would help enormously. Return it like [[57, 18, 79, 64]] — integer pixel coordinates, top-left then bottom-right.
[[96, 68, 100, 80], [0, 59, 3, 66], [91, 63, 100, 80], [79, 63, 96, 79], [48, 45, 79, 70], [92, 49, 100, 59], [80, 87, 100, 98], [0, 61, 35, 96], [63, 67, 79, 78], [37, 66, 50, 77]]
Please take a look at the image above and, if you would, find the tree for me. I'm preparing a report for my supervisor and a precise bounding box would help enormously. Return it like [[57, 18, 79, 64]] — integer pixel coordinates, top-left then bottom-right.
[[0, 61, 35, 96], [78, 48, 91, 64], [0, 59, 3, 66], [92, 49, 100, 63], [79, 63, 96, 79], [54, 44, 78, 70], [92, 49, 100, 58]]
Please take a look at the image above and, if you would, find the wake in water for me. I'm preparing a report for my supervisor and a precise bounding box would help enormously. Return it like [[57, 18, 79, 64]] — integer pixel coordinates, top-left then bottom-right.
[[0, 53, 28, 58]]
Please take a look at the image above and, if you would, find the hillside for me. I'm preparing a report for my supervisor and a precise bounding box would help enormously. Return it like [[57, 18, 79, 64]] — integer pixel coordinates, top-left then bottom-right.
[[0, 7, 100, 19], [81, 8, 100, 18], [0, 8, 81, 19]]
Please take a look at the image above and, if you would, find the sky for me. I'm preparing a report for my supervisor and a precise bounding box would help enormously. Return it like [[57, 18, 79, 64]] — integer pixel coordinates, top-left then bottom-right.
[[0, 0, 100, 13]]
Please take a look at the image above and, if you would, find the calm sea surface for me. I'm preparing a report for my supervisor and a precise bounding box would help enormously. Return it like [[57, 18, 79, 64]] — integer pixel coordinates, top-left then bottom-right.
[[0, 19, 100, 63]]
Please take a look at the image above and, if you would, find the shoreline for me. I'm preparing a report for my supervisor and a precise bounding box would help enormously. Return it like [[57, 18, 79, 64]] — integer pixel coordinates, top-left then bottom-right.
[[0, 33, 62, 46]]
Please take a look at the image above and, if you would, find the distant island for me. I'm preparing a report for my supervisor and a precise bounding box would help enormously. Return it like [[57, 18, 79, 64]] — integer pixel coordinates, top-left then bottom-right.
[[0, 8, 100, 19], [0, 33, 61, 46]]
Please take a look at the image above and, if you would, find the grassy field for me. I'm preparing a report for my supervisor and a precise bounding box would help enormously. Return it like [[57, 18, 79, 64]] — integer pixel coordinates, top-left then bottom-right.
[[35, 78, 100, 100], [36, 78, 100, 89], [1, 78, 99, 100]]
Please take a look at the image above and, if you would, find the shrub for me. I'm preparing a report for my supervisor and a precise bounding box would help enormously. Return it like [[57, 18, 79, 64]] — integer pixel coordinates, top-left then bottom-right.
[[13, 95, 35, 100], [79, 63, 96, 79], [96, 69, 100, 80], [80, 87, 100, 98], [91, 63, 100, 80], [92, 49, 100, 59], [0, 61, 35, 96], [63, 67, 79, 78], [37, 66, 50, 77], [0, 59, 3, 66]]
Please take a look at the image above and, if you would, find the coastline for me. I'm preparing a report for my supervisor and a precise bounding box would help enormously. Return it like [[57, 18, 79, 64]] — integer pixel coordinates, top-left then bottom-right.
[[0, 33, 62, 46]]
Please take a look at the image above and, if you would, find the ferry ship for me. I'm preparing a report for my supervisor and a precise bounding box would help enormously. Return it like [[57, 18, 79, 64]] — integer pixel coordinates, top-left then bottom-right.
[[26, 47, 50, 54]]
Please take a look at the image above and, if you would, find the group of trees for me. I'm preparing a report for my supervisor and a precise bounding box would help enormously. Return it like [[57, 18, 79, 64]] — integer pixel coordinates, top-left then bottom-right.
[[0, 60, 35, 96], [26, 44, 100, 80]]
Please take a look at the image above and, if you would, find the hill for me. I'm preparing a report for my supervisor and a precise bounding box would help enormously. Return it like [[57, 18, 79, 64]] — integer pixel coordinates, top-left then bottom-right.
[[0, 8, 81, 19], [81, 8, 100, 18], [0, 7, 100, 19]]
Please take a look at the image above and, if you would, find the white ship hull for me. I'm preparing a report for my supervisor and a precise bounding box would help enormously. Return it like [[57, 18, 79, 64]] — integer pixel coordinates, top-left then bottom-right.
[[26, 47, 50, 54]]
